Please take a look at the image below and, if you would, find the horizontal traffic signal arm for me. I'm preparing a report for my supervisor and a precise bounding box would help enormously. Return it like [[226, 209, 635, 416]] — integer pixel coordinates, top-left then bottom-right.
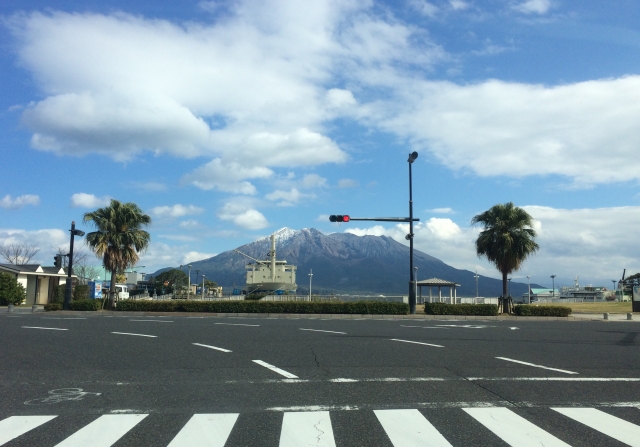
[[329, 215, 419, 223]]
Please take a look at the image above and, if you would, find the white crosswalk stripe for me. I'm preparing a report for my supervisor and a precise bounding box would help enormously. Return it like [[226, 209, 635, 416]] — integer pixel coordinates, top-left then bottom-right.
[[279, 411, 336, 447], [2, 406, 640, 446], [54, 414, 148, 447], [168, 414, 239, 447], [553, 407, 640, 447], [463, 407, 572, 447], [374, 409, 453, 447], [0, 415, 56, 446]]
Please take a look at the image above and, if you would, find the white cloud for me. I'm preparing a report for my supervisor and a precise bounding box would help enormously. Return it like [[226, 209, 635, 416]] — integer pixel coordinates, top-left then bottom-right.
[[0, 228, 71, 264], [409, 0, 439, 17], [0, 194, 40, 209], [373, 76, 640, 187], [70, 193, 110, 208], [513, 0, 552, 14], [429, 207, 454, 214], [337, 178, 358, 188], [182, 251, 216, 264], [449, 0, 469, 11], [149, 204, 204, 218], [182, 158, 273, 194], [265, 188, 309, 207], [301, 173, 327, 189], [179, 220, 201, 229], [344, 206, 640, 286], [127, 181, 168, 192], [217, 202, 269, 230]]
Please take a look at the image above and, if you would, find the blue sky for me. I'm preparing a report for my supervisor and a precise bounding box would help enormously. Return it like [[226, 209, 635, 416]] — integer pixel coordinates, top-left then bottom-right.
[[1, 0, 640, 289]]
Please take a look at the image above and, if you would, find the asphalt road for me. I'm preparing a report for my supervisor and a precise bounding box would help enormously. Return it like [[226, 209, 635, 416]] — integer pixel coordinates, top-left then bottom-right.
[[1, 312, 639, 446]]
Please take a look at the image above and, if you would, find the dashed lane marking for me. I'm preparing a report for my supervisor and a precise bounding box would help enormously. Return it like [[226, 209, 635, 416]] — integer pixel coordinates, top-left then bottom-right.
[[299, 328, 347, 334], [22, 326, 68, 331], [214, 323, 260, 327], [390, 339, 445, 348], [192, 343, 232, 353], [129, 319, 174, 323], [252, 360, 299, 379], [496, 357, 578, 375], [111, 332, 157, 338]]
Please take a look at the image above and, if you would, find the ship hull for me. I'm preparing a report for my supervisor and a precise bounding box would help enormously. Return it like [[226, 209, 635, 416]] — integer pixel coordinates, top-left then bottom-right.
[[245, 282, 297, 294]]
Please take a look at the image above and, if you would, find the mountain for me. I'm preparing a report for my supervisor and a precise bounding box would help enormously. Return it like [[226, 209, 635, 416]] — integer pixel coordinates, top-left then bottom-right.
[[152, 228, 533, 297]]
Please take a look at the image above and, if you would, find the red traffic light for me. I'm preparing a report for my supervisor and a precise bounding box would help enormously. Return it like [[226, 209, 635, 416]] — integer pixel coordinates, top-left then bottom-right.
[[329, 215, 350, 222], [343, 215, 350, 222]]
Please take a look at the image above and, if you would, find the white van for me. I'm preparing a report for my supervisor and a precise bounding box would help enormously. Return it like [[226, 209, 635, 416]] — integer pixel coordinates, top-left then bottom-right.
[[115, 284, 130, 300]]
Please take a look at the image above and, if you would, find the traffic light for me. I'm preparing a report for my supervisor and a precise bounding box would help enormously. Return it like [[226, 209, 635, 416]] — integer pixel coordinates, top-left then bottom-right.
[[329, 215, 350, 222], [54, 254, 62, 268]]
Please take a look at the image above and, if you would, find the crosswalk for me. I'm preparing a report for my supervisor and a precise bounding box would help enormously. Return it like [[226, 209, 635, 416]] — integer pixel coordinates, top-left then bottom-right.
[[2, 406, 640, 446]]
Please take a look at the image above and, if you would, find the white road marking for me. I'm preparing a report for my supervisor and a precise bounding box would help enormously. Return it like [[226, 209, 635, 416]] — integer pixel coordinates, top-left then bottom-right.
[[129, 319, 173, 323], [464, 407, 571, 447], [22, 326, 68, 331], [111, 332, 157, 338], [192, 343, 232, 353], [496, 357, 578, 374], [390, 339, 444, 348], [279, 411, 336, 447], [400, 325, 447, 329], [375, 409, 453, 447], [41, 317, 86, 320], [0, 415, 57, 445], [167, 413, 239, 447], [435, 324, 492, 329], [54, 414, 147, 447], [252, 360, 298, 379], [509, 327, 519, 330], [269, 405, 359, 412], [553, 407, 640, 446], [299, 328, 347, 334], [470, 377, 639, 381], [214, 323, 260, 327]]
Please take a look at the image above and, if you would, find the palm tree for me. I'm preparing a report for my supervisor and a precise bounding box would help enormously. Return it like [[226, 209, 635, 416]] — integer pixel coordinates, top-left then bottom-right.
[[471, 202, 539, 311], [83, 200, 151, 308]]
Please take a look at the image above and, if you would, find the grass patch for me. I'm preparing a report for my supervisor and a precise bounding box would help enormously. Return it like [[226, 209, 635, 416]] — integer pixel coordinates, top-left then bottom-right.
[[535, 302, 632, 313]]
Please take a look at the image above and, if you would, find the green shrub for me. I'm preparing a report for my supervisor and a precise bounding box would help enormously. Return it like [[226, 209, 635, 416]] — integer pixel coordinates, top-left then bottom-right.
[[244, 292, 268, 301], [513, 305, 572, 317], [52, 285, 66, 303], [73, 284, 89, 301], [115, 300, 409, 314], [0, 272, 26, 306], [44, 303, 62, 311], [424, 303, 499, 316], [68, 299, 101, 311]]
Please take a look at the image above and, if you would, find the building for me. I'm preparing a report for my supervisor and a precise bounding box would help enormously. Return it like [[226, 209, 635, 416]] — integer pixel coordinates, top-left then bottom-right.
[[0, 264, 76, 305]]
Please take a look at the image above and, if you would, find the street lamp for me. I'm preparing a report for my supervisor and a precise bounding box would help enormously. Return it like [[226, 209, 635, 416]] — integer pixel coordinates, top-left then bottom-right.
[[202, 274, 206, 299], [551, 275, 556, 298], [407, 151, 418, 314], [63, 221, 85, 310], [308, 269, 313, 300], [188, 265, 192, 296], [474, 270, 479, 298], [527, 275, 531, 304], [612, 280, 617, 300], [414, 267, 418, 304]]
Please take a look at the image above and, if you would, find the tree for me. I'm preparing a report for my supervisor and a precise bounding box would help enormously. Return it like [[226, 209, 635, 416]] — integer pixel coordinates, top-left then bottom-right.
[[0, 272, 26, 305], [0, 243, 40, 264], [153, 269, 188, 294], [83, 199, 151, 308], [471, 202, 539, 311]]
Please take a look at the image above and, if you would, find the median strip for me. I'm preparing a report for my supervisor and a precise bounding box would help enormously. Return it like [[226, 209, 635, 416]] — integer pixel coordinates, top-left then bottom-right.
[[496, 357, 578, 374], [390, 339, 444, 348], [252, 360, 298, 378], [111, 332, 157, 338], [192, 343, 232, 353]]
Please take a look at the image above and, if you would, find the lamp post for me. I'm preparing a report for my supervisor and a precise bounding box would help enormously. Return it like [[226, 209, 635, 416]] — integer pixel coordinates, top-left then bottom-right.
[[63, 221, 85, 310], [551, 274, 556, 298], [188, 265, 192, 296], [407, 151, 418, 314], [527, 275, 531, 304], [474, 270, 479, 298], [414, 267, 418, 304], [611, 280, 617, 300], [308, 269, 313, 300], [202, 275, 206, 299], [195, 269, 199, 295]]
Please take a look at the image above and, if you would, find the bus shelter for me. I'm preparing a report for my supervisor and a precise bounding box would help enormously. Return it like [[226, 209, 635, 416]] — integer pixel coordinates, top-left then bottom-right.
[[417, 278, 461, 304]]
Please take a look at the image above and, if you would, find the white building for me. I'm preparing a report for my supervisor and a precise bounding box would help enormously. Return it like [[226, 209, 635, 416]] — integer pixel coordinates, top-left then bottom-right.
[[0, 264, 76, 305]]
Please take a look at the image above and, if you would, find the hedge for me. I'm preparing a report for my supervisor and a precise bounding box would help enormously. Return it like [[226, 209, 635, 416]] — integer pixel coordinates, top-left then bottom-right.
[[73, 284, 90, 301], [44, 303, 62, 311], [513, 305, 572, 317], [424, 303, 499, 316], [115, 300, 409, 314], [68, 299, 102, 311]]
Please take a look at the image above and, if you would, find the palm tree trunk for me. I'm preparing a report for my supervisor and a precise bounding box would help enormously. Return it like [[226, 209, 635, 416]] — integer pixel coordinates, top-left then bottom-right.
[[109, 268, 117, 309], [502, 271, 508, 314]]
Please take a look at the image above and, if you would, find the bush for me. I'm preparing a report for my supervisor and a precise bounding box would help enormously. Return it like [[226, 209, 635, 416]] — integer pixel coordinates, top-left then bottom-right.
[[424, 303, 499, 316], [44, 303, 62, 311], [244, 292, 268, 301], [115, 300, 409, 314], [68, 299, 101, 311], [513, 305, 572, 317], [73, 284, 89, 301], [0, 272, 26, 306], [52, 285, 66, 303]]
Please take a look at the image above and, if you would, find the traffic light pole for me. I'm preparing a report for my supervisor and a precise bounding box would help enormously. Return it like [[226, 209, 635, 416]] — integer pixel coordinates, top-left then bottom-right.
[[63, 221, 85, 310], [408, 156, 416, 314]]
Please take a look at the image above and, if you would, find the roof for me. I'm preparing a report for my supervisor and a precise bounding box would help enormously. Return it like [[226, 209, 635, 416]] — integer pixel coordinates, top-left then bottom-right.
[[0, 264, 71, 277], [417, 278, 461, 287]]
